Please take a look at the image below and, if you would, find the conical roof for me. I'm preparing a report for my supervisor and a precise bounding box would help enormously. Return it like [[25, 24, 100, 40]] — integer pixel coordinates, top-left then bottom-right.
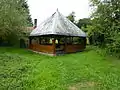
[[30, 10, 86, 37]]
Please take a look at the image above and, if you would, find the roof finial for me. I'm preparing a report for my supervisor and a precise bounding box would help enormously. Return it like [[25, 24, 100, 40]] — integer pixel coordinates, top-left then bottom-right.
[[56, 8, 59, 12]]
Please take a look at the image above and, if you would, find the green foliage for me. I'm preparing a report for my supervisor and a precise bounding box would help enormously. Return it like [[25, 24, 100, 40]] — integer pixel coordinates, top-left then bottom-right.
[[89, 0, 120, 57], [0, 0, 32, 46], [1, 47, 120, 89], [76, 18, 92, 29], [67, 12, 76, 23], [20, 0, 33, 26]]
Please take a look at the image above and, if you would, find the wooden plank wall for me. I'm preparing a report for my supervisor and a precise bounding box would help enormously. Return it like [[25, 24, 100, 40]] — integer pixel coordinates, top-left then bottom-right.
[[29, 44, 54, 54], [29, 43, 86, 54], [29, 44, 86, 54]]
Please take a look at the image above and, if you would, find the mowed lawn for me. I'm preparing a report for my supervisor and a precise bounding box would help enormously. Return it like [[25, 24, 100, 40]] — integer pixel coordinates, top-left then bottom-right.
[[1, 47, 120, 90]]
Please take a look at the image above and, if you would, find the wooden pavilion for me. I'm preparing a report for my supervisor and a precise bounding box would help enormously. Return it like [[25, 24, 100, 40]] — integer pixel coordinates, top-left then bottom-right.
[[29, 10, 87, 56]]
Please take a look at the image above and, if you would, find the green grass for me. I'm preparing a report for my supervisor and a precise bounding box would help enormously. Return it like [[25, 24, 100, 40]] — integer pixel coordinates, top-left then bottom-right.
[[0, 47, 120, 90]]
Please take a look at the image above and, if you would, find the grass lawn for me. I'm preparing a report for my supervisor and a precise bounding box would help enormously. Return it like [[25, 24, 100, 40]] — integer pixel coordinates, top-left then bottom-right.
[[0, 47, 120, 90]]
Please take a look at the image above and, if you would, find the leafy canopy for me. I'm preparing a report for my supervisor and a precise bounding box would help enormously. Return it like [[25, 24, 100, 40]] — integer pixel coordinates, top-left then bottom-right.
[[0, 0, 32, 46]]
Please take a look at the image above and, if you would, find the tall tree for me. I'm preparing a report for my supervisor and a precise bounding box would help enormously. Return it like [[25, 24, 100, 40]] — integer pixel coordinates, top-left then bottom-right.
[[77, 18, 91, 28], [90, 0, 120, 56], [67, 12, 76, 23], [0, 0, 32, 46], [76, 18, 92, 32], [20, 0, 33, 26]]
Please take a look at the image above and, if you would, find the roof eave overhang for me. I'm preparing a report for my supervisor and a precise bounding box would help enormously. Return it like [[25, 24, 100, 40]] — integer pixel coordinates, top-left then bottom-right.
[[29, 34, 87, 37]]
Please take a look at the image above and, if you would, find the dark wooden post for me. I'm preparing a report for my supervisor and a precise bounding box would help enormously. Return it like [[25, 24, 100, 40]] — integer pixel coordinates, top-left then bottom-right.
[[64, 37, 67, 53], [72, 37, 73, 44], [29, 37, 32, 49], [29, 37, 31, 44], [52, 38, 56, 55], [39, 37, 41, 44], [84, 37, 87, 48]]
